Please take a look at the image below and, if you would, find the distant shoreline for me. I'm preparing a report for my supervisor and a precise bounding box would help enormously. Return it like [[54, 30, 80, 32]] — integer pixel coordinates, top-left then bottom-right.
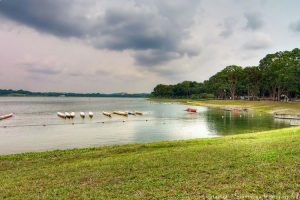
[[0, 89, 150, 98], [0, 95, 148, 98]]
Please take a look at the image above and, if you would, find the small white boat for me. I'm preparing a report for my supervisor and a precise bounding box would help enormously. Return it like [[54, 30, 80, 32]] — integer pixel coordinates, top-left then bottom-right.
[[103, 112, 112, 117], [65, 112, 71, 118], [80, 112, 85, 118], [89, 112, 94, 118], [0, 113, 13, 120], [70, 112, 75, 118], [57, 112, 66, 119], [135, 111, 143, 115], [113, 111, 128, 117]]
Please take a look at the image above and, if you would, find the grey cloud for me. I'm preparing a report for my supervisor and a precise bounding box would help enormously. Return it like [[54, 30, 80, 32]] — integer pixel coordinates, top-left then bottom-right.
[[0, 0, 201, 66], [290, 20, 300, 32], [27, 68, 61, 75], [243, 33, 272, 50], [219, 18, 237, 38], [244, 12, 264, 30], [135, 50, 181, 66], [21, 63, 61, 75]]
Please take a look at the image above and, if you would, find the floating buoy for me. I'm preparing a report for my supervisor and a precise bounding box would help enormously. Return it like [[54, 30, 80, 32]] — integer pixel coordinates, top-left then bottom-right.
[[89, 112, 94, 118], [80, 112, 85, 118]]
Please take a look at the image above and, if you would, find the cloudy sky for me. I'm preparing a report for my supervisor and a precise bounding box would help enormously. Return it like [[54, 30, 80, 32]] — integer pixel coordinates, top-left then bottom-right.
[[0, 0, 299, 93]]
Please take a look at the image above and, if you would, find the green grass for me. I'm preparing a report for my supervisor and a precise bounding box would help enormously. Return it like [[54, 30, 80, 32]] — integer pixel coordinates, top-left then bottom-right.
[[150, 98, 300, 114], [1, 127, 300, 199]]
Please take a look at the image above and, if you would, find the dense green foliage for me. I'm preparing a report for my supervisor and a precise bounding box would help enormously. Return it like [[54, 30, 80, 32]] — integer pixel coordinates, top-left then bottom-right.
[[1, 127, 299, 199], [152, 48, 300, 100], [0, 89, 149, 98]]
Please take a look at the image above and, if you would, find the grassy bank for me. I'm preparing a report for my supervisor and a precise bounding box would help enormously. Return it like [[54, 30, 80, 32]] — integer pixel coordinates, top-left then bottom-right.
[[150, 98, 300, 114], [1, 127, 299, 199]]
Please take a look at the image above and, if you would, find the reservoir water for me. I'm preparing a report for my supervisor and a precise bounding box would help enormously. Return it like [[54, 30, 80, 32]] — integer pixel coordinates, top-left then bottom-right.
[[0, 97, 290, 154]]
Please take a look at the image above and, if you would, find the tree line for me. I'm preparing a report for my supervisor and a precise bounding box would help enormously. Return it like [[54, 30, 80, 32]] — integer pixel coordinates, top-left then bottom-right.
[[151, 48, 300, 101]]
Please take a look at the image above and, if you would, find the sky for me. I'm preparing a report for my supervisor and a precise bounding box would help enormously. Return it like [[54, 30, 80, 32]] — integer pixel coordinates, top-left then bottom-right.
[[0, 0, 299, 93]]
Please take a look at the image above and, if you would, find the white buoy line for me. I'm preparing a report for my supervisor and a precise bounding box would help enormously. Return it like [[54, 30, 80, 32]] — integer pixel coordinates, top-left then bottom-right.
[[57, 111, 143, 119]]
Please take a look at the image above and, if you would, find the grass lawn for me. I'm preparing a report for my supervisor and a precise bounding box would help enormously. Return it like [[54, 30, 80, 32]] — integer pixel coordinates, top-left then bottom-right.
[[150, 98, 300, 114], [1, 127, 299, 199]]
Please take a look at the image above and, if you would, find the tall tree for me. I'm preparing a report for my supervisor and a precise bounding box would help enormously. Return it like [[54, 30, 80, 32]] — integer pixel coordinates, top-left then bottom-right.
[[242, 66, 262, 100], [221, 65, 243, 100]]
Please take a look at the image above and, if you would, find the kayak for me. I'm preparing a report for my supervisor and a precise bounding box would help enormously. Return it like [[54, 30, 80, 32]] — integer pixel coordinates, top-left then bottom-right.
[[0, 113, 13, 120]]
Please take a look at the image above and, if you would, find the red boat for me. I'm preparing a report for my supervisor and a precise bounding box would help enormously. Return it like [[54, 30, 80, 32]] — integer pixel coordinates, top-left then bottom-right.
[[185, 108, 197, 113]]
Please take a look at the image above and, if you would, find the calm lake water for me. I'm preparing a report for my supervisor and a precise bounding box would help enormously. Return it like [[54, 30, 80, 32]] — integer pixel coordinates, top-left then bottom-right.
[[0, 97, 290, 154]]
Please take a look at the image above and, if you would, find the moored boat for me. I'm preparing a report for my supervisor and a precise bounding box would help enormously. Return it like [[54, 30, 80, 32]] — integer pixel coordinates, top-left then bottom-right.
[[65, 112, 71, 118], [135, 111, 143, 115], [103, 112, 112, 117], [0, 113, 13, 120], [127, 111, 136, 115], [70, 112, 75, 118], [113, 111, 128, 117], [57, 112, 66, 119], [185, 108, 197, 113]]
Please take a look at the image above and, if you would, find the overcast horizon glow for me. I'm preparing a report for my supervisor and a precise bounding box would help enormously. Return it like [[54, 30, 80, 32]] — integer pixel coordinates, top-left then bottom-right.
[[0, 0, 299, 93]]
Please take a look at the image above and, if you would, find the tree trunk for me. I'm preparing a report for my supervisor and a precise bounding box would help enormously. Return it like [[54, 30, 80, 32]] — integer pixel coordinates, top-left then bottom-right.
[[277, 87, 281, 101], [271, 86, 277, 101]]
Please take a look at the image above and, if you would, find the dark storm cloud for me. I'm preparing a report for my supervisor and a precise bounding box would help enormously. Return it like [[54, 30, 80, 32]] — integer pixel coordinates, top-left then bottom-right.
[[290, 20, 300, 32], [0, 0, 200, 66], [244, 12, 263, 30], [0, 0, 90, 37]]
